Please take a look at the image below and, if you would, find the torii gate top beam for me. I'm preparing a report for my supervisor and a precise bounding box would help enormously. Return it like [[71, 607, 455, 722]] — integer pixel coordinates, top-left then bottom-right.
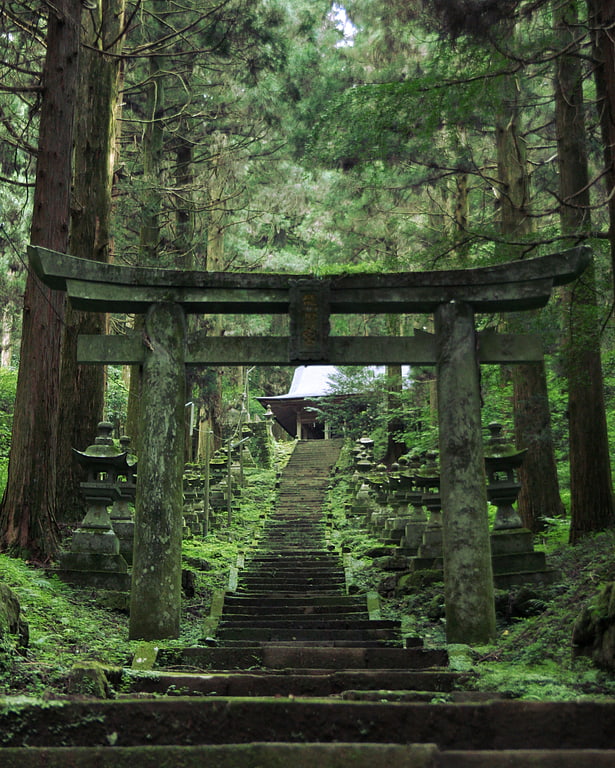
[[30, 245, 591, 315]]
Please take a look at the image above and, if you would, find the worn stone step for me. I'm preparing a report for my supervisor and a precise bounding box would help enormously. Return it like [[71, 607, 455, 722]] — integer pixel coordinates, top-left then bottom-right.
[[0, 743, 441, 768], [219, 611, 370, 622], [242, 566, 345, 576], [246, 561, 342, 570], [218, 619, 400, 631], [179, 645, 448, 669], [239, 569, 345, 578], [222, 604, 368, 616], [237, 580, 346, 590], [440, 750, 615, 767], [221, 606, 368, 619], [3, 699, 615, 750], [217, 639, 400, 648], [121, 669, 464, 697], [249, 552, 339, 560], [5, 744, 610, 767], [223, 594, 366, 607], [236, 580, 346, 589], [216, 627, 399, 642]]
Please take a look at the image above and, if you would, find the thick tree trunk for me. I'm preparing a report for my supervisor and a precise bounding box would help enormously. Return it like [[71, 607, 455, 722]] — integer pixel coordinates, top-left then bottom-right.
[[553, 0, 615, 543], [56, 0, 126, 523], [512, 361, 565, 528], [588, 0, 615, 294], [0, 0, 81, 560], [125, 15, 166, 451], [494, 65, 565, 531]]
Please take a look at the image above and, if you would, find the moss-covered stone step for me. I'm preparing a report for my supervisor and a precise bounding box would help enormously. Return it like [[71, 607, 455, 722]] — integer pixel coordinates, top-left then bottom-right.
[[222, 607, 369, 618], [179, 645, 448, 669], [0, 743, 440, 768], [120, 669, 464, 697], [219, 611, 370, 622], [223, 594, 367, 608], [218, 618, 398, 630], [2, 699, 614, 750], [239, 568, 346, 579], [215, 627, 400, 642], [236, 580, 347, 592], [222, 605, 368, 618], [439, 750, 615, 767], [248, 554, 341, 563], [217, 639, 401, 648], [2, 744, 614, 767]]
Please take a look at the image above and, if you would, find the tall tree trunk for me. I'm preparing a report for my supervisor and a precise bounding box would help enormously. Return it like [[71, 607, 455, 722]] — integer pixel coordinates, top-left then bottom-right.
[[200, 130, 230, 450], [495, 65, 565, 531], [0, 0, 81, 560], [173, 121, 199, 461], [125, 8, 167, 450], [553, 0, 615, 543], [56, 0, 126, 523], [587, 0, 615, 294]]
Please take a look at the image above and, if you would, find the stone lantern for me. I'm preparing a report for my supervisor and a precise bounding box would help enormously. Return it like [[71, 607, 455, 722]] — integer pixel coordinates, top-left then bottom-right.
[[263, 406, 276, 439], [110, 435, 137, 563], [413, 451, 443, 560], [484, 422, 527, 531], [58, 422, 130, 590]]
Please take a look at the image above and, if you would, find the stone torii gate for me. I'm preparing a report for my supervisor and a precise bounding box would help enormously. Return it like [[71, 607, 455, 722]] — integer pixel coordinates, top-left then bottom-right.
[[31, 245, 589, 644]]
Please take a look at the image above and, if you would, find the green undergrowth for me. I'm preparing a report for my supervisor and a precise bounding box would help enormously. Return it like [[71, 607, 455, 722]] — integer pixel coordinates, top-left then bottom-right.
[[327, 454, 615, 700], [0, 554, 136, 696], [390, 527, 615, 700], [0, 447, 291, 696]]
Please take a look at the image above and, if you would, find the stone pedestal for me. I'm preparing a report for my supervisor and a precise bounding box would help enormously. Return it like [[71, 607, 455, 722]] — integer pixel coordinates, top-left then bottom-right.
[[491, 530, 558, 588], [58, 423, 130, 591]]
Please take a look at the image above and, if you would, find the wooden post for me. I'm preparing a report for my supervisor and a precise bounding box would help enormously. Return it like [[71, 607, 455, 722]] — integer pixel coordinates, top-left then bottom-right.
[[129, 303, 186, 640], [435, 300, 496, 644]]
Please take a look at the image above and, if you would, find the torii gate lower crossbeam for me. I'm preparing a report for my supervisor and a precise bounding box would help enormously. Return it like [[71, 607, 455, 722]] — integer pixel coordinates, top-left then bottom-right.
[[30, 245, 590, 644]]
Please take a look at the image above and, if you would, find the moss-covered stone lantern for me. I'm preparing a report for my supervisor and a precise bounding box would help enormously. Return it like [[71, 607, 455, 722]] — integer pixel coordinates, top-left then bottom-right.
[[58, 422, 130, 590], [484, 422, 527, 531]]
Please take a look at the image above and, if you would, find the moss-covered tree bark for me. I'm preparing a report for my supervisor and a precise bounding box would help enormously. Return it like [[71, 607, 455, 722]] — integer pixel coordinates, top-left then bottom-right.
[[553, 0, 615, 543], [494, 62, 565, 531], [56, 0, 127, 523], [0, 0, 81, 559]]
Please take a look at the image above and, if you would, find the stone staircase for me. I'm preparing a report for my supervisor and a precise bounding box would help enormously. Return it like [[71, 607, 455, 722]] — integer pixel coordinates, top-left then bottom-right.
[[2, 439, 615, 766]]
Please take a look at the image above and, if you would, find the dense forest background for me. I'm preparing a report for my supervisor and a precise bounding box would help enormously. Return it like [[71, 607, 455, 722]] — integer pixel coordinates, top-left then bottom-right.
[[0, 0, 615, 561]]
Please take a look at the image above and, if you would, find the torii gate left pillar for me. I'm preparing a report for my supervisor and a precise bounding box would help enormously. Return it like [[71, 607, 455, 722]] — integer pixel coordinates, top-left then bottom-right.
[[436, 300, 493, 643], [129, 302, 186, 639]]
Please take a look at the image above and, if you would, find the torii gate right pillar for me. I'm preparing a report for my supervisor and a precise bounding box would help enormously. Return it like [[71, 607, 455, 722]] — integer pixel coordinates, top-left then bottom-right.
[[435, 300, 496, 644]]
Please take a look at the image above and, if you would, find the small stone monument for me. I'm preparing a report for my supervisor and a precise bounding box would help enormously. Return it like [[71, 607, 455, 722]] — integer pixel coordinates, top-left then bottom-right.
[[57, 422, 130, 591]]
